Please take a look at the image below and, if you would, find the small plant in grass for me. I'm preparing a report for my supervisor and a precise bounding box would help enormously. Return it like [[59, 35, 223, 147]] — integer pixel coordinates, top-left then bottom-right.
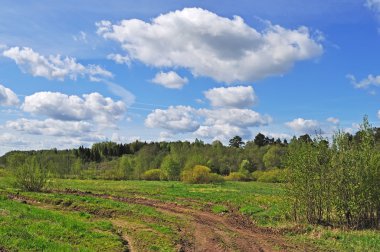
[[13, 156, 49, 192], [212, 205, 229, 214]]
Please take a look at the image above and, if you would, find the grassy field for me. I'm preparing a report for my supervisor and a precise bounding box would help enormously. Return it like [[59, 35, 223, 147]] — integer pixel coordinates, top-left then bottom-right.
[[0, 171, 379, 251]]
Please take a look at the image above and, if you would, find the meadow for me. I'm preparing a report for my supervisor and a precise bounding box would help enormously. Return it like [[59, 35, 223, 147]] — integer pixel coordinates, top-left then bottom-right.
[[0, 171, 379, 251]]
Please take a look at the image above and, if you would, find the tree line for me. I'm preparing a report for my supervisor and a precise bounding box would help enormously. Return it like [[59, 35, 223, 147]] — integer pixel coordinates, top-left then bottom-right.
[[2, 125, 380, 183], [0, 133, 292, 180]]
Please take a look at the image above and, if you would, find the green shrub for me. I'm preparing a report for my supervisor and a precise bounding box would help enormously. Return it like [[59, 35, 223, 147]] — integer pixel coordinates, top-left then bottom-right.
[[252, 168, 288, 183], [14, 156, 48, 192], [225, 172, 249, 181], [181, 165, 224, 184], [160, 156, 181, 181], [0, 169, 10, 177], [286, 117, 380, 228], [251, 170, 264, 181], [142, 169, 163, 181]]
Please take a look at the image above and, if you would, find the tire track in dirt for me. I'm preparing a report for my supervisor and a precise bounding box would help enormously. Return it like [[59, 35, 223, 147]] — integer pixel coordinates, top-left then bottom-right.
[[55, 189, 304, 252]]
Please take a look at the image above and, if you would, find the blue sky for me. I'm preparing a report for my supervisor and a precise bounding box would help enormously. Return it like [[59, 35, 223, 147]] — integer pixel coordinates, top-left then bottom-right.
[[0, 0, 380, 154]]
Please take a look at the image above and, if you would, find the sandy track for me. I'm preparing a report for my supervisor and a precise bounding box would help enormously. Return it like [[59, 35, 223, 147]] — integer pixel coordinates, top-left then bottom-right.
[[55, 189, 304, 252], [8, 190, 308, 252]]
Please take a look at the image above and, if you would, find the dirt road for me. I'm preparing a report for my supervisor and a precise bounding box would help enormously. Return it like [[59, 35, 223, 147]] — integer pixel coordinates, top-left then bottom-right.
[[9, 190, 307, 252]]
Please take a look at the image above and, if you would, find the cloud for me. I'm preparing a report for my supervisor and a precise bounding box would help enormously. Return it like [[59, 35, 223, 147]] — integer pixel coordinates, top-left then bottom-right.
[[3, 46, 112, 81], [0, 133, 27, 146], [152, 71, 188, 89], [259, 131, 292, 140], [195, 108, 271, 140], [198, 108, 271, 128], [195, 124, 251, 140], [96, 8, 323, 84], [204, 86, 256, 108], [347, 74, 380, 89], [198, 108, 271, 140], [107, 53, 130, 65], [344, 123, 361, 135], [0, 84, 19, 106], [22, 92, 126, 124], [145, 105, 271, 140], [6, 118, 94, 137], [101, 80, 135, 106], [366, 0, 380, 17], [285, 118, 321, 134], [327, 117, 339, 124], [73, 31, 88, 43], [145, 106, 200, 133], [110, 133, 141, 143], [158, 131, 172, 141]]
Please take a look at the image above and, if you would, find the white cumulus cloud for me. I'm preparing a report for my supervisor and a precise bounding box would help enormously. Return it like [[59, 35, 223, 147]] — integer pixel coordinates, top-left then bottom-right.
[[204, 86, 256, 108], [199, 108, 271, 128], [145, 106, 200, 133], [347, 74, 380, 89], [3, 47, 113, 81], [0, 133, 27, 146], [96, 8, 323, 84], [107, 53, 130, 65], [285, 118, 321, 134], [22, 92, 126, 124], [152, 71, 188, 89], [145, 105, 271, 140], [6, 118, 93, 137], [195, 124, 250, 140], [0, 84, 19, 106], [196, 108, 271, 140]]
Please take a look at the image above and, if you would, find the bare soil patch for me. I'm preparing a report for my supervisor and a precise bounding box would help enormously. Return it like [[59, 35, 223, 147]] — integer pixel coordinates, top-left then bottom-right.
[[54, 189, 307, 252]]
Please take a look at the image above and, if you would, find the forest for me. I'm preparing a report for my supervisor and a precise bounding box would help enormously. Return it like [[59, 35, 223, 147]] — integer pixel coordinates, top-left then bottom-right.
[[0, 133, 291, 182], [1, 118, 380, 183]]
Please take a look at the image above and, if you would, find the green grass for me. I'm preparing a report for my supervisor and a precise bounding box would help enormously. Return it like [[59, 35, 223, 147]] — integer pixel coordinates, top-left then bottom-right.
[[1, 191, 185, 251], [290, 226, 380, 252], [52, 179, 289, 226], [0, 173, 379, 251], [0, 196, 124, 251], [211, 204, 229, 214]]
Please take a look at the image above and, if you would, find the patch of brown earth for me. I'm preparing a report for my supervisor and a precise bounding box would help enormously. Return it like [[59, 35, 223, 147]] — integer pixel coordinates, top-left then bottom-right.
[[55, 189, 307, 252], [8, 190, 313, 251]]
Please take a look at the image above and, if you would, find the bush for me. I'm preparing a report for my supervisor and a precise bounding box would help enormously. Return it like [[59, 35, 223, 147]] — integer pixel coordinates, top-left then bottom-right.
[[251, 170, 263, 181], [0, 169, 10, 177], [142, 169, 163, 181], [181, 165, 224, 184], [14, 156, 48, 192], [160, 156, 181, 181], [252, 168, 288, 183], [225, 172, 250, 181], [286, 117, 380, 228]]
